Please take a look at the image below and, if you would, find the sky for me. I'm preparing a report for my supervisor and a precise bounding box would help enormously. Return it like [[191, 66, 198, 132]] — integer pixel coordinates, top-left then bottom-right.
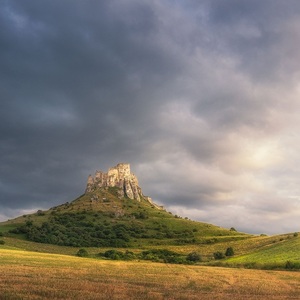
[[1, 0, 300, 235]]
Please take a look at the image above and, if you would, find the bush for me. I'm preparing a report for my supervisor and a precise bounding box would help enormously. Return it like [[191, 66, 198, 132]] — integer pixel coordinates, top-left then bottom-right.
[[293, 232, 298, 237], [103, 250, 124, 260], [99, 250, 136, 261], [186, 252, 202, 262], [213, 251, 225, 260], [0, 240, 5, 245], [140, 249, 182, 263], [77, 248, 89, 257], [285, 261, 300, 270], [230, 227, 237, 232], [225, 247, 234, 257], [0, 232, 3, 237]]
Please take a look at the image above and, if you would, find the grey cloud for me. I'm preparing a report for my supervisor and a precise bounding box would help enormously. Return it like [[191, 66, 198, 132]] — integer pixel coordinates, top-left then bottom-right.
[[205, 0, 300, 82], [0, 0, 300, 234]]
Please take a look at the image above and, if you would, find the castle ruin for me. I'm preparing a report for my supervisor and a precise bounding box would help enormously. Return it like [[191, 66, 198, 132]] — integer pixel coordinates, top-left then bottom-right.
[[85, 163, 142, 201]]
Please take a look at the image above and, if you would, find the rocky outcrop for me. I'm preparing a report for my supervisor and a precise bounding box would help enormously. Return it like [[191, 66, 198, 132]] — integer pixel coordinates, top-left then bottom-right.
[[85, 163, 142, 201]]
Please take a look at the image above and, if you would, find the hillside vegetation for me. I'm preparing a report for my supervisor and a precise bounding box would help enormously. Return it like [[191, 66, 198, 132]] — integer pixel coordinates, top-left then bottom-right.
[[0, 187, 299, 270], [1, 187, 247, 248]]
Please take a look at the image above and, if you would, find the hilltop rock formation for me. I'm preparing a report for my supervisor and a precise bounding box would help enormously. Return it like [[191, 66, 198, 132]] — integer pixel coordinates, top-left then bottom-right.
[[85, 163, 143, 201]]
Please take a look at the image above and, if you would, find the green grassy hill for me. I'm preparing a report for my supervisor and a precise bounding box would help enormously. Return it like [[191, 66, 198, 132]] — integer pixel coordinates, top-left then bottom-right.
[[0, 187, 247, 248], [222, 234, 300, 269], [0, 186, 298, 270]]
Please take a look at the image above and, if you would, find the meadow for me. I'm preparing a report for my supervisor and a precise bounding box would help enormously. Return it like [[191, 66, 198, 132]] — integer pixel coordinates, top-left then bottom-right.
[[0, 248, 300, 300], [1, 190, 299, 299]]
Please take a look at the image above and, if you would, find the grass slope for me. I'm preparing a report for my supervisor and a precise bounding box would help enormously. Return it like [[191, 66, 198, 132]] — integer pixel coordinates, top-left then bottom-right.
[[0, 187, 247, 248], [1, 247, 300, 300], [223, 235, 300, 269], [0, 187, 298, 270]]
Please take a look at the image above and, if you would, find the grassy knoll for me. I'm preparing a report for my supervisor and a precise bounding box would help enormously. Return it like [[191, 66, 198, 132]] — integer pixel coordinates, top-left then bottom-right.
[[221, 235, 300, 269], [1, 189, 248, 248], [0, 248, 300, 300], [0, 187, 298, 271]]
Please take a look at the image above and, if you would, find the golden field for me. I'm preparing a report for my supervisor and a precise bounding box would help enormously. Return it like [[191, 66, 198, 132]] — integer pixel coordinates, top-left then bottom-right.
[[0, 248, 299, 300]]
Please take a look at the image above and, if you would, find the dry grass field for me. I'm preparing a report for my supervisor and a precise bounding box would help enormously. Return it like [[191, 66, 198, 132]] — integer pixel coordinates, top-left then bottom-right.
[[0, 248, 299, 300]]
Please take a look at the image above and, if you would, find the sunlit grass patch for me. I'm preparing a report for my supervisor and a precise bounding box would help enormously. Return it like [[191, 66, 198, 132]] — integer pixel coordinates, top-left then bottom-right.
[[1, 248, 300, 299], [224, 236, 300, 269]]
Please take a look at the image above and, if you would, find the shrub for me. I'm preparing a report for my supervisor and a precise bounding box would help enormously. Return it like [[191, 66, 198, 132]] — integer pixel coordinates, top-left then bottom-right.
[[76, 248, 89, 257], [186, 252, 202, 262], [0, 240, 5, 245], [140, 249, 182, 263], [0, 232, 3, 237], [26, 220, 33, 226], [225, 247, 234, 257], [285, 261, 300, 270], [103, 250, 124, 260], [230, 227, 237, 232], [132, 211, 148, 219], [294, 232, 298, 237], [213, 251, 225, 260]]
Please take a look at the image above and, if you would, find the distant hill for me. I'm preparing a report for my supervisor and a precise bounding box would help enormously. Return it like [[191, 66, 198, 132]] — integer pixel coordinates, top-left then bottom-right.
[[1, 163, 248, 248]]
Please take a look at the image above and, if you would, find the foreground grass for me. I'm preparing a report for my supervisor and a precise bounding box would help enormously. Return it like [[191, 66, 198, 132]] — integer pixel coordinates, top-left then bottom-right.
[[0, 248, 300, 300]]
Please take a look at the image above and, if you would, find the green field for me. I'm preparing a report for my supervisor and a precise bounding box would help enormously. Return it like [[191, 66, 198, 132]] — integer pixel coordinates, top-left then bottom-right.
[[1, 232, 299, 270], [223, 236, 300, 269]]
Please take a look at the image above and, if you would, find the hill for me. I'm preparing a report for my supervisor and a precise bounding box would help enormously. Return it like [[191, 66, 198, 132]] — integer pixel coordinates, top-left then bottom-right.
[[0, 162, 298, 270], [1, 163, 247, 248], [1, 187, 246, 248]]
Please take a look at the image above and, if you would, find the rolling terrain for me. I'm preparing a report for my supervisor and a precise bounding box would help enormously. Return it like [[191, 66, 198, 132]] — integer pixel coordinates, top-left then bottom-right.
[[0, 177, 300, 300], [0, 248, 299, 300], [0, 184, 299, 270], [0, 163, 299, 299]]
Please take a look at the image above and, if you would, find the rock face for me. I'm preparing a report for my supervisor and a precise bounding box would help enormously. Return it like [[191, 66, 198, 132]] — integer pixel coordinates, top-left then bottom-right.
[[85, 163, 142, 201]]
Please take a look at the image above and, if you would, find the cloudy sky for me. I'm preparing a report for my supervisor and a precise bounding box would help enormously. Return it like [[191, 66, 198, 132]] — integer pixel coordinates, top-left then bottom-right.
[[1, 0, 300, 234]]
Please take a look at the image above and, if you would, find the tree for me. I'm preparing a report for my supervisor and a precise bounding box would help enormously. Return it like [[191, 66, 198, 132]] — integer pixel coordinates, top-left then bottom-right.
[[225, 247, 234, 257], [213, 251, 225, 260], [186, 252, 202, 262], [77, 248, 89, 257], [103, 249, 124, 260]]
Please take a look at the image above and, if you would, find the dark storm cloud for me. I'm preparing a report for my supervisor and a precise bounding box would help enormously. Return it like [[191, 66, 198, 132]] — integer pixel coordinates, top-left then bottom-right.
[[205, 0, 300, 82], [1, 0, 300, 234], [0, 0, 184, 211]]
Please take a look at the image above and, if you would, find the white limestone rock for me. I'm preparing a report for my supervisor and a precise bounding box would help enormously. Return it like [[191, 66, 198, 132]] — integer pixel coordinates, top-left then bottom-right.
[[85, 163, 142, 201]]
